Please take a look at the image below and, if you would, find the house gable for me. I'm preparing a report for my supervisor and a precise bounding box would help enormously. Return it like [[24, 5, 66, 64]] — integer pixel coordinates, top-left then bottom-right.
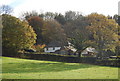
[[81, 47, 98, 57]]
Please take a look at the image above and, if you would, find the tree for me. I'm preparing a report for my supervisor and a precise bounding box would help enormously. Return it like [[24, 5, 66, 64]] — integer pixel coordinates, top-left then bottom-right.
[[21, 10, 39, 20], [43, 12, 56, 20], [27, 16, 44, 44], [42, 20, 67, 44], [113, 14, 118, 24], [115, 25, 120, 56], [65, 11, 82, 22], [0, 5, 13, 15], [113, 14, 120, 56], [63, 16, 89, 51], [118, 16, 120, 26], [54, 13, 66, 25], [86, 13, 119, 57], [0, 15, 2, 56], [2, 14, 37, 56]]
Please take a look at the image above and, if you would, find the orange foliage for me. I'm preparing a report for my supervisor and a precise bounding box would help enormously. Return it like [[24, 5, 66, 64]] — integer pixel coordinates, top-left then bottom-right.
[[32, 44, 46, 52]]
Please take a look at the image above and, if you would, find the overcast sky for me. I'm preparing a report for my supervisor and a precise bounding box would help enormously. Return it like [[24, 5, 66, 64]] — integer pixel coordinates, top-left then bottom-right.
[[0, 0, 119, 17]]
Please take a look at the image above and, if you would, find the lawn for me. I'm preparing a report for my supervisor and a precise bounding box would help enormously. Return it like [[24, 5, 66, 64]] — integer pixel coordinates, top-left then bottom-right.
[[1, 57, 119, 79]]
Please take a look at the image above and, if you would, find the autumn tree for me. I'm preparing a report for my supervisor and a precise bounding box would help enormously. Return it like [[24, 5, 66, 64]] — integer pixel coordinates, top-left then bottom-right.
[[42, 20, 67, 45], [115, 25, 120, 56], [86, 13, 119, 57], [113, 14, 120, 56], [0, 5, 13, 15], [2, 14, 36, 56], [27, 16, 44, 44]]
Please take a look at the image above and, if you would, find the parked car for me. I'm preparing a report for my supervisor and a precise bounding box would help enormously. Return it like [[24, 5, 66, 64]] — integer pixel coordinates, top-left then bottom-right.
[[24, 49, 36, 52]]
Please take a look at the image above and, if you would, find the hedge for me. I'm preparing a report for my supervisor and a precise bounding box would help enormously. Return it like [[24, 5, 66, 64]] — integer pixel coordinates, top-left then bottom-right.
[[20, 53, 120, 67]]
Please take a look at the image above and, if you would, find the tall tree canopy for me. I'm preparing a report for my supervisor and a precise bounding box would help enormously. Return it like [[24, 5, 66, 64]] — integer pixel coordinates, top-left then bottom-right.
[[43, 12, 56, 20], [65, 11, 82, 22], [2, 14, 37, 56], [86, 13, 119, 57], [54, 13, 66, 25], [21, 11, 40, 20], [63, 16, 89, 51], [42, 20, 67, 45], [27, 16, 44, 44]]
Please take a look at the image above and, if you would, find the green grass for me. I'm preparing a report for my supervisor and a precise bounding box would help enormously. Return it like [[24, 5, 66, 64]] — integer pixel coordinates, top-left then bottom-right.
[[1, 57, 119, 79]]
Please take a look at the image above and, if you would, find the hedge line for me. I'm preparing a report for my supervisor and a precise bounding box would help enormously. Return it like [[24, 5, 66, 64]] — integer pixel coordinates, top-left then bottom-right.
[[21, 53, 120, 67]]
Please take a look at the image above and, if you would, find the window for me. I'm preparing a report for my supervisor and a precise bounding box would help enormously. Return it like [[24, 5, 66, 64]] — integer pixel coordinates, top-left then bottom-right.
[[53, 47, 55, 50]]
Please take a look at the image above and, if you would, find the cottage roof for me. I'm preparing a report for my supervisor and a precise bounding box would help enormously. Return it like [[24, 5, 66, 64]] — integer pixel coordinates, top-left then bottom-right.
[[45, 40, 68, 47], [86, 47, 96, 52], [64, 46, 77, 52], [81, 47, 98, 54]]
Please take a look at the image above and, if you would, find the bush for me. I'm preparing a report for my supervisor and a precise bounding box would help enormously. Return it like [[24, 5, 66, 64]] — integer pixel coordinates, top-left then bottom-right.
[[32, 44, 45, 52]]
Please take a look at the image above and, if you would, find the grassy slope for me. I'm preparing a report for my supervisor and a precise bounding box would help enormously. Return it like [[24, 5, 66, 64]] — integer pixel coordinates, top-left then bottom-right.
[[2, 57, 118, 79]]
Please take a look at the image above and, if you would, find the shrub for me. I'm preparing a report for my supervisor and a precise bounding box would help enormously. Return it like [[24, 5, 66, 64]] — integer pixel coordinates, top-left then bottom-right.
[[32, 44, 46, 52]]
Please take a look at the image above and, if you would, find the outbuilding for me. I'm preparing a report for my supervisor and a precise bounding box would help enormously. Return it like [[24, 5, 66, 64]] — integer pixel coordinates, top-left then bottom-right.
[[81, 47, 98, 57]]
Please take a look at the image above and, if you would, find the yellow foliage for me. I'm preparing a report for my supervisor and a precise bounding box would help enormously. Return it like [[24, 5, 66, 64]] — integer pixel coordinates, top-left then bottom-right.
[[2, 14, 37, 52], [86, 13, 119, 53]]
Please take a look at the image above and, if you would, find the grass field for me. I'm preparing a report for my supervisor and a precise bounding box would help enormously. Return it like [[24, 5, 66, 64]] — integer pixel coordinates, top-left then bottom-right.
[[1, 57, 119, 79]]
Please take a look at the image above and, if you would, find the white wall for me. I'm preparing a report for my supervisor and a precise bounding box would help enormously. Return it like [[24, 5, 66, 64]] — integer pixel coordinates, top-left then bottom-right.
[[44, 47, 61, 53]]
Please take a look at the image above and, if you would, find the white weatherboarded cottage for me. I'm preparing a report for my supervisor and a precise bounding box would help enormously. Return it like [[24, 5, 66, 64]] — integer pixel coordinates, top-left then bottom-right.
[[44, 41, 77, 55], [44, 47, 61, 53], [44, 41, 63, 53]]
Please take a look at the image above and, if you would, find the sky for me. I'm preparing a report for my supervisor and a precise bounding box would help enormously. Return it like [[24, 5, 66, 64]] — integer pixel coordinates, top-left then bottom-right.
[[0, 0, 120, 17]]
